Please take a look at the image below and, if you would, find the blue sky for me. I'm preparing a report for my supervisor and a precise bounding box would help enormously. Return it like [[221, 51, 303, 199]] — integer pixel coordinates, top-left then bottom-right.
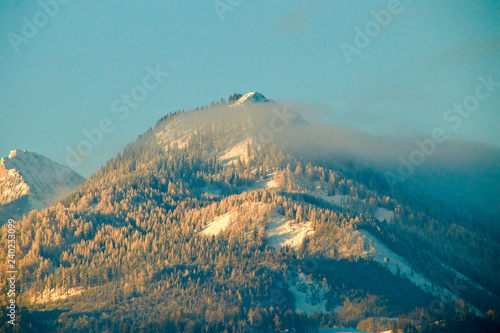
[[1, 0, 499, 177]]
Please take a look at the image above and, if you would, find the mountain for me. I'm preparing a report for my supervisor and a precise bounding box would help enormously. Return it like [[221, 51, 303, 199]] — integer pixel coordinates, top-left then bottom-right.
[[0, 149, 85, 222], [1, 94, 499, 333]]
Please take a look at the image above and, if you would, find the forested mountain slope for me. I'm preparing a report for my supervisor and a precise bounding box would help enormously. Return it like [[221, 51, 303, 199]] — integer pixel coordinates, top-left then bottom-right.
[[1, 93, 499, 332]]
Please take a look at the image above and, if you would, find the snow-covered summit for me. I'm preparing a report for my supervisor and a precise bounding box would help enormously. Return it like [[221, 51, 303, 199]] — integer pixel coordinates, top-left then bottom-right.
[[0, 149, 85, 218], [230, 91, 269, 107]]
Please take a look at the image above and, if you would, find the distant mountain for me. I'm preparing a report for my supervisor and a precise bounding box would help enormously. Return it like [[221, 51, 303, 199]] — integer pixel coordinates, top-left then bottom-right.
[[1, 95, 499, 332], [0, 149, 85, 222]]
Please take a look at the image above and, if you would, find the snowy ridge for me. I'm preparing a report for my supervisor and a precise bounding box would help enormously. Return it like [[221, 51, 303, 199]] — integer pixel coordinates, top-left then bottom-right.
[[0, 149, 85, 212]]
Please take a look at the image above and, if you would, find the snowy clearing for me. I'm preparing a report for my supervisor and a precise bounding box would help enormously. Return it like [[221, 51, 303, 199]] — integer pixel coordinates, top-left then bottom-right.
[[288, 271, 328, 314], [199, 203, 270, 237], [264, 177, 278, 189], [200, 213, 232, 236], [374, 207, 394, 222], [266, 215, 314, 249], [200, 206, 314, 249], [32, 287, 84, 304], [249, 171, 278, 190], [315, 190, 354, 207]]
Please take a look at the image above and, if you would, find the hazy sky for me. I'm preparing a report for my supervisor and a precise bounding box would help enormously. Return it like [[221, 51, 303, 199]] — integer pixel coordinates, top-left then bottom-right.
[[1, 0, 499, 177]]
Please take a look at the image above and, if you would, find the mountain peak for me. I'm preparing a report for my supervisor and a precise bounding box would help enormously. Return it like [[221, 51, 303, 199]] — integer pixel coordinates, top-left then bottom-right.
[[0, 149, 85, 219], [230, 91, 269, 107], [2, 150, 49, 172], [9, 149, 26, 159]]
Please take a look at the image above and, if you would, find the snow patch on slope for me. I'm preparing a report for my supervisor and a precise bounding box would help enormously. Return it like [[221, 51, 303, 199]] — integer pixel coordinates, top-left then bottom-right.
[[266, 215, 313, 249], [200, 213, 232, 236], [323, 194, 353, 206], [315, 190, 395, 224], [314, 189, 355, 208], [199, 203, 270, 237], [374, 207, 394, 222], [31, 287, 84, 304], [265, 178, 278, 190], [199, 204, 314, 249], [219, 138, 251, 165], [287, 271, 328, 314], [249, 171, 278, 190]]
